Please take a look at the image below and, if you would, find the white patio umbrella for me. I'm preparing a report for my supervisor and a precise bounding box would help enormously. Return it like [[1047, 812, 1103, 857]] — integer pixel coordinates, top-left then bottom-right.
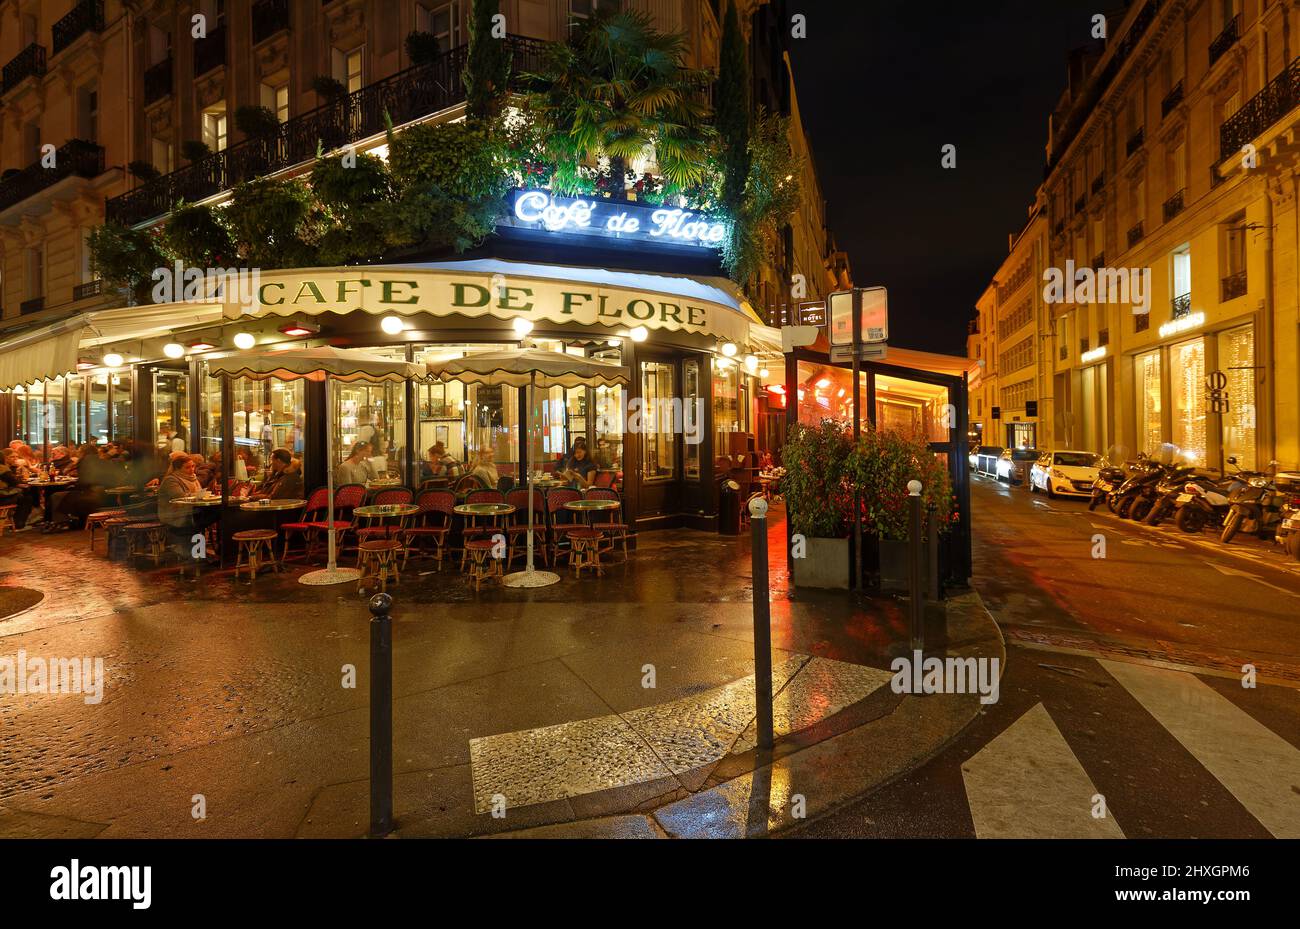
[[426, 347, 630, 588], [208, 346, 427, 586]]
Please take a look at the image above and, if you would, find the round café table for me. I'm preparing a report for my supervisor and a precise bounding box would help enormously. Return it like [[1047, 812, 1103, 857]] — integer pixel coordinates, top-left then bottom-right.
[[563, 498, 620, 526], [453, 502, 515, 583], [25, 477, 77, 526], [563, 499, 620, 576]]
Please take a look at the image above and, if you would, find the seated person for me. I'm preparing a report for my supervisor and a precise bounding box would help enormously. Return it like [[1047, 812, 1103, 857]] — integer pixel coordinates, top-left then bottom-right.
[[334, 441, 378, 486], [0, 449, 34, 531], [251, 448, 303, 500], [559, 440, 597, 490], [467, 449, 499, 489], [421, 442, 462, 483]]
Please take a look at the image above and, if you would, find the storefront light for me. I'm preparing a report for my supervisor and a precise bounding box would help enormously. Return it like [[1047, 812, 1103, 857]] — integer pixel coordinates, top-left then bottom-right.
[[606, 338, 620, 346], [102, 352, 124, 368], [233, 332, 257, 350], [759, 368, 770, 378], [743, 354, 758, 372], [721, 341, 738, 357], [278, 320, 320, 337], [512, 317, 534, 337], [1080, 345, 1107, 364], [1159, 311, 1205, 339], [381, 315, 405, 335], [629, 326, 648, 342], [188, 339, 216, 353], [163, 342, 186, 359]]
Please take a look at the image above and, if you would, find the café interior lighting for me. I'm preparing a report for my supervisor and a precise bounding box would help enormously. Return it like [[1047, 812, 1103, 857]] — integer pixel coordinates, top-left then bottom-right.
[[629, 326, 648, 342], [512, 317, 535, 337], [233, 332, 257, 350], [759, 367, 770, 378], [102, 352, 124, 368], [721, 341, 738, 357], [163, 342, 186, 359], [744, 354, 758, 372], [188, 339, 216, 353], [381, 315, 405, 335]]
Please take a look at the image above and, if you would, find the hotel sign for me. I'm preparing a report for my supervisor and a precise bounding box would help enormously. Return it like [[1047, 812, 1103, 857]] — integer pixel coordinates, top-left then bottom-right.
[[226, 268, 752, 344], [498, 189, 728, 250]]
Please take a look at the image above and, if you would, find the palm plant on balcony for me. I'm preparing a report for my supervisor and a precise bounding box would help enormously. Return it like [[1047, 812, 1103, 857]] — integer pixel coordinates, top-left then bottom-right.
[[523, 8, 712, 200]]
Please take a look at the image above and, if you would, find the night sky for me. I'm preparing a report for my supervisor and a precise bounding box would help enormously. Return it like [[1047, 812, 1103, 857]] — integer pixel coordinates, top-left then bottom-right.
[[788, 0, 1111, 356]]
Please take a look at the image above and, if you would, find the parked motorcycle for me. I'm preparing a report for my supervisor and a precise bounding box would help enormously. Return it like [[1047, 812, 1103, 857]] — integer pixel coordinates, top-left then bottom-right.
[[1144, 467, 1207, 526], [1221, 466, 1289, 544], [1269, 471, 1300, 560], [1089, 453, 1145, 512], [1173, 474, 1240, 533], [1113, 460, 1179, 521]]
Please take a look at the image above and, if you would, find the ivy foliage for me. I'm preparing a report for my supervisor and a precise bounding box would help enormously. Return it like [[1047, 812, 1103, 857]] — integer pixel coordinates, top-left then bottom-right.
[[88, 223, 171, 305], [721, 108, 802, 296]]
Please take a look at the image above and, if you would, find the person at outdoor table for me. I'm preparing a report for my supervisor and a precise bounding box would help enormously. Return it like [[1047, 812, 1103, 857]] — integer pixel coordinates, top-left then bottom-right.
[[467, 449, 499, 489], [421, 442, 462, 482], [250, 448, 303, 500], [335, 441, 378, 486], [157, 452, 204, 559], [560, 440, 597, 489], [0, 449, 34, 531], [50, 444, 107, 530]]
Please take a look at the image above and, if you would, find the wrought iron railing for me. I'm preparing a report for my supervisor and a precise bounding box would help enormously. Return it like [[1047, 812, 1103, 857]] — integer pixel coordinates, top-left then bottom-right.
[[1098, 328, 1110, 347], [1127, 221, 1144, 247], [1209, 14, 1240, 66], [252, 0, 290, 45], [73, 279, 103, 301], [1171, 293, 1192, 319], [1074, 193, 1087, 213], [1091, 253, 1105, 270], [1135, 312, 1150, 332], [144, 56, 172, 105], [2, 43, 46, 94], [1053, 219, 1065, 236], [1161, 80, 1183, 117], [107, 35, 548, 227], [0, 139, 105, 213], [1126, 127, 1145, 156], [1221, 270, 1247, 302], [20, 297, 45, 315], [1163, 188, 1185, 222], [1091, 174, 1104, 194], [52, 0, 105, 56], [194, 24, 227, 76], [1220, 56, 1300, 161]]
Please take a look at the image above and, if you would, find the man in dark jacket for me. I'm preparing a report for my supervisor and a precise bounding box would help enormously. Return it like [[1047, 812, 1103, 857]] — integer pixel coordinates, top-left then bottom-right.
[[251, 449, 304, 500]]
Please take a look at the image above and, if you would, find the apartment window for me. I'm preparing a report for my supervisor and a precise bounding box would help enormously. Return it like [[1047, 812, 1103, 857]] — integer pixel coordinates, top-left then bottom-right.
[[333, 46, 364, 94], [1172, 248, 1191, 302], [1221, 90, 1241, 125], [1168, 140, 1186, 194], [570, 0, 623, 22], [417, 2, 460, 53], [151, 136, 174, 174], [202, 107, 228, 152], [76, 84, 98, 142], [199, 0, 226, 27], [261, 81, 289, 122]]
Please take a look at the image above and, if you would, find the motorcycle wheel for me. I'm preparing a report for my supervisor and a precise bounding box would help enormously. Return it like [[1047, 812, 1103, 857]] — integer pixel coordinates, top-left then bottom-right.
[[1221, 509, 1242, 544], [1289, 532, 1300, 562], [1107, 494, 1120, 514], [1117, 496, 1136, 519], [1088, 492, 1102, 511], [1175, 506, 1206, 534], [1143, 500, 1165, 526], [1131, 498, 1154, 522]]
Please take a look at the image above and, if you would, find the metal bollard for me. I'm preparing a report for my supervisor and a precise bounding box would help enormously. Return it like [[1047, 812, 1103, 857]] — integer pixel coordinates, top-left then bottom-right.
[[368, 592, 394, 838], [907, 480, 924, 652], [749, 496, 774, 751], [927, 504, 941, 602]]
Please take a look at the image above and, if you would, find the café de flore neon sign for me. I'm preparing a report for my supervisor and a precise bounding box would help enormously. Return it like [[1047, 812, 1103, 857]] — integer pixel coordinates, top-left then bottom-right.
[[499, 188, 728, 248], [229, 267, 752, 344]]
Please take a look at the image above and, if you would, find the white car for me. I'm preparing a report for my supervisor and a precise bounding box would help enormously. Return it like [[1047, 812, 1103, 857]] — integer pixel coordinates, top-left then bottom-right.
[[1029, 450, 1102, 498]]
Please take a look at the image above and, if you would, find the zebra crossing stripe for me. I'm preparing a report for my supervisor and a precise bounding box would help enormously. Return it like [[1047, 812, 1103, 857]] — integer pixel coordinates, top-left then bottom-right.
[[1101, 660, 1300, 838], [961, 703, 1125, 839]]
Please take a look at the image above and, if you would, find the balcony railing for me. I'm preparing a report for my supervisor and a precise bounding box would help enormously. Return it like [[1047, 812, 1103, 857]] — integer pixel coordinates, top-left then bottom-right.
[[1161, 81, 1184, 117], [194, 24, 227, 76], [1127, 221, 1144, 247], [1098, 328, 1110, 347], [1221, 56, 1300, 161], [1074, 193, 1087, 213], [20, 297, 45, 315], [1091, 174, 1104, 194], [52, 0, 105, 56], [1210, 14, 1240, 66], [1163, 188, 1186, 222], [252, 0, 290, 45], [0, 139, 105, 213], [1053, 219, 1065, 236], [1126, 127, 1145, 156], [1171, 293, 1192, 319], [72, 279, 103, 301], [144, 56, 173, 105], [2, 43, 46, 94], [107, 35, 549, 227], [1221, 270, 1247, 302], [1135, 311, 1150, 332], [1091, 253, 1105, 270]]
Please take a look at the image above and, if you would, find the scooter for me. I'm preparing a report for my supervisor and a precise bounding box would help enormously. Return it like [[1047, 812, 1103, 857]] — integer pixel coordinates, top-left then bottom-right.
[[1173, 474, 1241, 533], [1113, 460, 1177, 521], [1145, 467, 1206, 526], [1221, 464, 1288, 543], [1269, 471, 1300, 560], [1089, 454, 1145, 512]]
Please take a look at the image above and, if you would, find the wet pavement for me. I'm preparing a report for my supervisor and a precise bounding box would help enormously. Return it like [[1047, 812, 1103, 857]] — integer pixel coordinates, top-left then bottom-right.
[[0, 507, 985, 838]]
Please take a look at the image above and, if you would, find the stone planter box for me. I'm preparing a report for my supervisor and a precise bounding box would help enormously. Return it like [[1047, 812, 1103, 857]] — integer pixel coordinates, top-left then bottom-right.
[[791, 536, 851, 589]]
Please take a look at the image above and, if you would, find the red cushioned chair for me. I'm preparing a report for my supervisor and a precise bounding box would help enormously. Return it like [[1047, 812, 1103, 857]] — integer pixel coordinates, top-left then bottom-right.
[[585, 488, 630, 561], [280, 487, 331, 564], [545, 489, 581, 567], [402, 490, 456, 570]]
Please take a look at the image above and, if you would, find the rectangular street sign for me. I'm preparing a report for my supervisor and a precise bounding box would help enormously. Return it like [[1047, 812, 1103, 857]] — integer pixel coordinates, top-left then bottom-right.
[[828, 287, 889, 345], [830, 343, 888, 363]]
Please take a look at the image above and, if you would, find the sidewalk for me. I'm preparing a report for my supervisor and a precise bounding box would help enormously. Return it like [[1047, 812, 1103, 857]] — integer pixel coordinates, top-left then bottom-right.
[[0, 510, 1001, 839]]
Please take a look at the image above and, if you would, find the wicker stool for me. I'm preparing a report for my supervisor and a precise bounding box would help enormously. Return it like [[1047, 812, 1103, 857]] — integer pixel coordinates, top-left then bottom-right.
[[124, 522, 168, 566], [463, 538, 503, 591], [357, 539, 402, 593], [87, 509, 127, 550], [0, 504, 16, 537], [568, 528, 605, 578], [233, 529, 280, 582]]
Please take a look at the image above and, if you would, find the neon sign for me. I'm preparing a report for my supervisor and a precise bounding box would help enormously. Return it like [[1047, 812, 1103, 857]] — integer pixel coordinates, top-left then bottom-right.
[[505, 189, 727, 249], [1159, 311, 1204, 339]]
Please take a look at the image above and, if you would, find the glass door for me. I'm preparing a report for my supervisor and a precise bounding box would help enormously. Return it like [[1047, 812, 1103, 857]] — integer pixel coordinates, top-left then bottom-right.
[[637, 356, 681, 519]]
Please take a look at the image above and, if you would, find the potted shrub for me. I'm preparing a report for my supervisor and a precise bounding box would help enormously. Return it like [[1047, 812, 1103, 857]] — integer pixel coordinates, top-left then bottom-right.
[[234, 104, 281, 140], [405, 31, 443, 67], [180, 140, 212, 164], [782, 419, 853, 588], [849, 428, 953, 590]]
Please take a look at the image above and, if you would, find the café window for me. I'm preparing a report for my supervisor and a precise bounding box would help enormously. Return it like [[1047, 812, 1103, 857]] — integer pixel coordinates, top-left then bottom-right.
[[210, 374, 306, 484], [90, 374, 110, 444], [1170, 337, 1206, 464], [712, 358, 742, 453], [414, 344, 520, 480], [110, 371, 133, 445], [153, 370, 190, 453], [591, 345, 624, 472], [684, 359, 701, 479], [796, 360, 866, 431], [1136, 349, 1162, 455], [1218, 324, 1256, 470], [640, 361, 676, 481], [67, 376, 87, 446], [876, 374, 951, 443]]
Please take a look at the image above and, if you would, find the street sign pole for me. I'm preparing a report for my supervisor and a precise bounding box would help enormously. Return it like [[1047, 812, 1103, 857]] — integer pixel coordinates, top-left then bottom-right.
[[851, 288, 863, 592]]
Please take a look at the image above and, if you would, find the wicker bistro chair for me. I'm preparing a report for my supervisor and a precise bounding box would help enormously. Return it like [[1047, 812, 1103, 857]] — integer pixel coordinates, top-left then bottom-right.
[[402, 490, 456, 570], [86, 507, 128, 550], [307, 483, 366, 561], [505, 489, 548, 568], [459, 489, 507, 571], [584, 488, 631, 561], [545, 489, 582, 567], [280, 487, 331, 564], [355, 487, 415, 547]]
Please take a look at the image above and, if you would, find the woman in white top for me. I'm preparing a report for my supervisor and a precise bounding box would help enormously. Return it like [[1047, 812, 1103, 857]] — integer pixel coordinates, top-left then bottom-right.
[[468, 449, 499, 489]]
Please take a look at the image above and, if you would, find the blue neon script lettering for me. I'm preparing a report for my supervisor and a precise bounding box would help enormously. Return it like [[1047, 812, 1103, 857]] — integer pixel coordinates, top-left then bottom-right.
[[514, 191, 726, 245], [514, 190, 597, 231], [649, 208, 727, 244]]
